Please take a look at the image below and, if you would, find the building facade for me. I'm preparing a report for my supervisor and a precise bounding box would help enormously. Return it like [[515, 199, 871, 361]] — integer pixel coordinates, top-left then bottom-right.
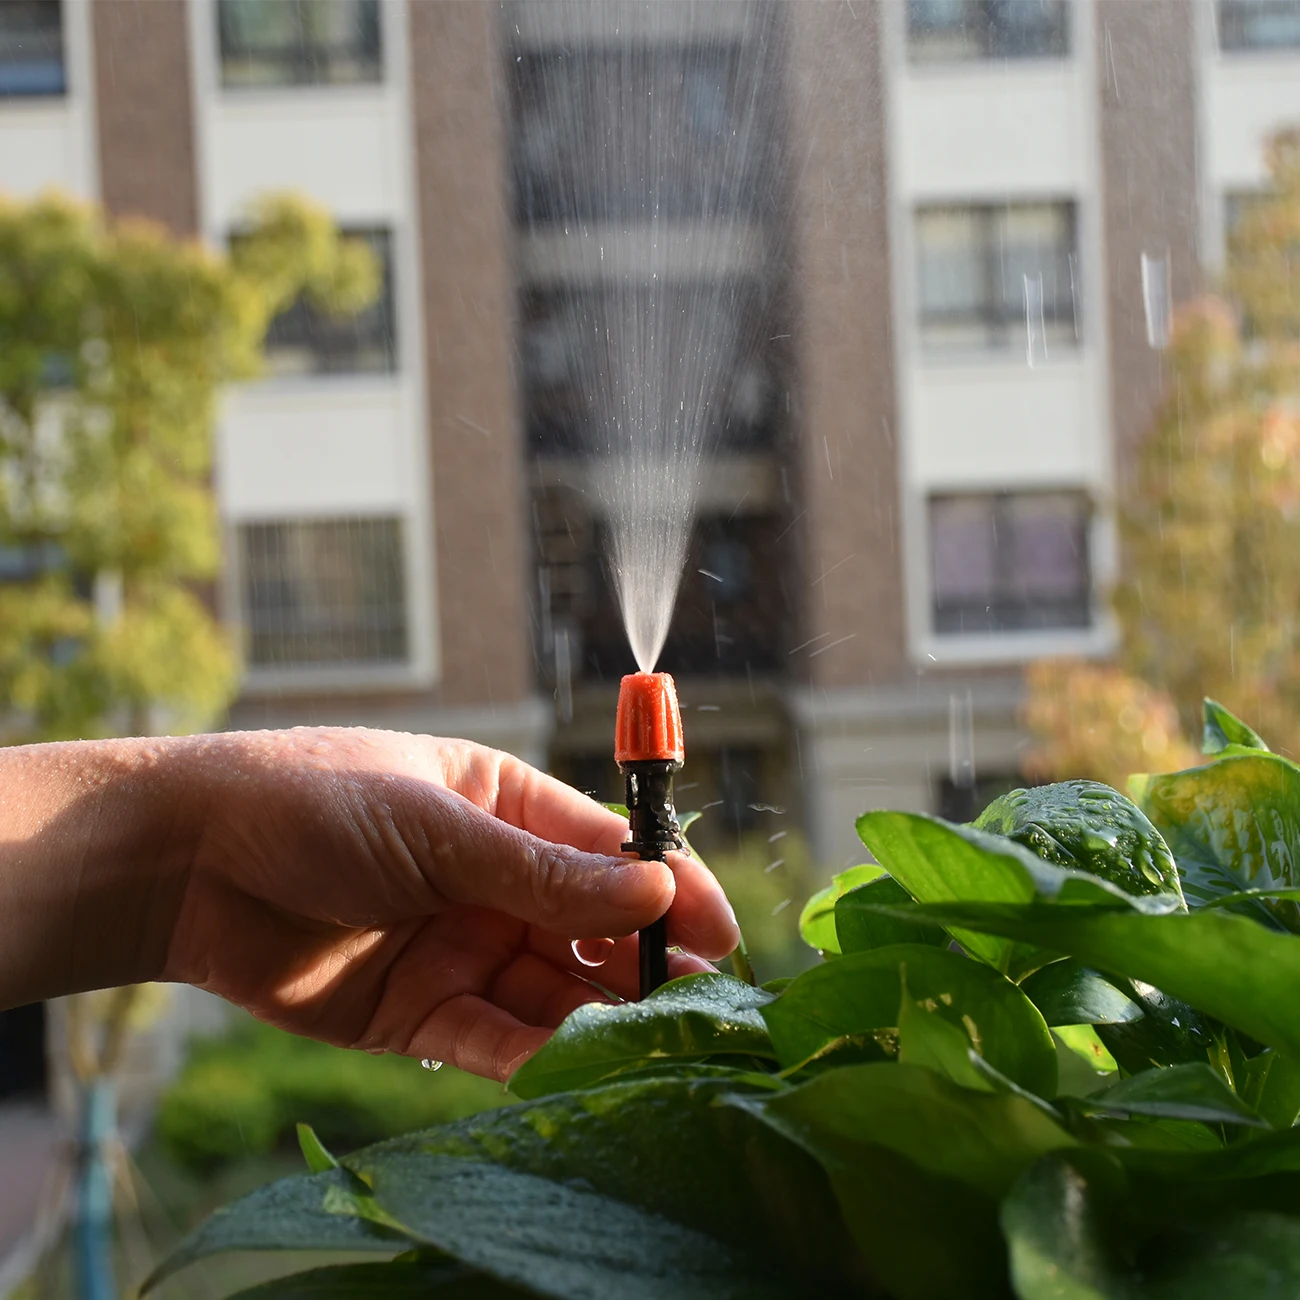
[[1, 0, 1298, 871]]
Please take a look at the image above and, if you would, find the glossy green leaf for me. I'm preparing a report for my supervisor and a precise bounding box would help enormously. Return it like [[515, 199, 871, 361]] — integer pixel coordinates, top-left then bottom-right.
[[507, 973, 775, 1099], [353, 1075, 866, 1289], [855, 813, 1174, 975], [896, 979, 992, 1092], [973, 781, 1184, 905], [1239, 1050, 1300, 1131], [297, 1122, 339, 1174], [1093, 979, 1218, 1074], [226, 1260, 528, 1299], [761, 943, 1058, 1096], [734, 1064, 1076, 1300], [1203, 698, 1270, 755], [1054, 1025, 1119, 1075], [797, 863, 884, 955], [834, 875, 947, 953], [854, 902, 1300, 1061], [1136, 753, 1300, 930], [143, 1169, 414, 1293], [369, 1153, 787, 1300], [1006, 1153, 1300, 1300], [1084, 1063, 1267, 1127], [1020, 960, 1144, 1027]]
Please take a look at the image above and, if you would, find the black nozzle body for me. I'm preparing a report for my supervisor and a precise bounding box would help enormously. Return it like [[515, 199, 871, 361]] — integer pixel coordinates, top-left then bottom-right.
[[620, 758, 684, 997]]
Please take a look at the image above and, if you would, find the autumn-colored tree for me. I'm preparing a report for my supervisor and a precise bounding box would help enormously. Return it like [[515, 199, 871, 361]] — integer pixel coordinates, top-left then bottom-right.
[[0, 191, 377, 741], [1026, 129, 1300, 783]]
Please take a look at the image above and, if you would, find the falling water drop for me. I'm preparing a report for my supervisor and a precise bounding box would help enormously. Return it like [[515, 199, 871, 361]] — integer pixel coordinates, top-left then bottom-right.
[[420, 1059, 444, 1072]]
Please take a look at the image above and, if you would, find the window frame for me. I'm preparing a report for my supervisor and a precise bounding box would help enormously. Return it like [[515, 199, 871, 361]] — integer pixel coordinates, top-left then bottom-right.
[[0, 0, 66, 99], [215, 0, 383, 91], [255, 226, 399, 380], [236, 515, 411, 677], [912, 199, 1081, 356], [926, 488, 1095, 640], [905, 0, 1072, 64], [1217, 0, 1300, 53]]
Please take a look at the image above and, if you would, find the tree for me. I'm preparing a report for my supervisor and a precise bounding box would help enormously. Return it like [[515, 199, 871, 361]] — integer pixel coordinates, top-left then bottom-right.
[[1026, 128, 1300, 787], [0, 191, 378, 741]]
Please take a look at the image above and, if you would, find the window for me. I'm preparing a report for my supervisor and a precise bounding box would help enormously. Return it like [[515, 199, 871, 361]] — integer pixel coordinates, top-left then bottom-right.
[[929, 491, 1091, 635], [915, 201, 1078, 352], [0, 0, 64, 96], [1219, 0, 1300, 51], [907, 0, 1070, 62], [262, 228, 397, 377], [239, 517, 408, 668], [217, 0, 381, 89]]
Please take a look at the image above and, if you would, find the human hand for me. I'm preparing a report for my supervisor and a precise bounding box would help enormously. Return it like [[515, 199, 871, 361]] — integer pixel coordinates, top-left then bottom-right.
[[162, 729, 739, 1080]]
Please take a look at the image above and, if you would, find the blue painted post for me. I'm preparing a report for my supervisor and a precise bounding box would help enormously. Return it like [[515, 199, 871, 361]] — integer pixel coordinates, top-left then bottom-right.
[[74, 1078, 117, 1300]]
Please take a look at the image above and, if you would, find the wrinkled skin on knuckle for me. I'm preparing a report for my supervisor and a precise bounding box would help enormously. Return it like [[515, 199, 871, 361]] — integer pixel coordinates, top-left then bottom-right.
[[528, 842, 573, 923]]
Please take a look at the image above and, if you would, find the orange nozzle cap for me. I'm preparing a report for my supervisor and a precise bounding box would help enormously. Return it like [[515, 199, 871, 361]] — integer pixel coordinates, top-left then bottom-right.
[[615, 672, 684, 765]]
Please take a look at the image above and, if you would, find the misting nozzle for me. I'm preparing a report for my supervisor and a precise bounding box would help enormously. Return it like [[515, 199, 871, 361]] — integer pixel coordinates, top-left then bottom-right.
[[615, 672, 685, 998]]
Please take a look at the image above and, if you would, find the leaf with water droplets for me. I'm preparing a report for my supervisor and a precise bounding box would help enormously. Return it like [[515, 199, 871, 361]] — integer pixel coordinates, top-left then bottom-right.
[[973, 780, 1185, 906], [1203, 698, 1270, 755]]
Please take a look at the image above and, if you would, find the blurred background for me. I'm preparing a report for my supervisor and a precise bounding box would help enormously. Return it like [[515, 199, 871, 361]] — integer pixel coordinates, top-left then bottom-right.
[[0, 0, 1297, 1293]]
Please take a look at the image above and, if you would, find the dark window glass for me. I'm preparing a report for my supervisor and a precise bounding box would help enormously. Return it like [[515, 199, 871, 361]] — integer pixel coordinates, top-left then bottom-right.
[[217, 0, 381, 88], [0, 1003, 46, 1100], [0, 0, 64, 96], [936, 773, 1022, 822], [262, 228, 397, 377], [510, 43, 778, 225], [520, 283, 777, 455], [1219, 0, 1300, 50], [915, 201, 1078, 351], [907, 0, 1070, 61], [930, 491, 1092, 635], [240, 517, 408, 668]]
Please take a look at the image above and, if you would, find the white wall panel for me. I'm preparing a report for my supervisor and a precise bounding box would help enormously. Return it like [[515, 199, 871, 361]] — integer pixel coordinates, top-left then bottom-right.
[[206, 96, 400, 227], [0, 112, 85, 196], [907, 360, 1103, 489], [218, 387, 413, 519], [896, 71, 1085, 198], [1205, 65, 1300, 190]]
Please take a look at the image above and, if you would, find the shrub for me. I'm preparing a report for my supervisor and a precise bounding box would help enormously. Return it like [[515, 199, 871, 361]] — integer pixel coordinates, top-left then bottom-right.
[[156, 1016, 505, 1174]]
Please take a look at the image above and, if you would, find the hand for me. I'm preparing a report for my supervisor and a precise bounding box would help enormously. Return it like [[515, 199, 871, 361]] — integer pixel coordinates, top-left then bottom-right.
[[161, 729, 739, 1080]]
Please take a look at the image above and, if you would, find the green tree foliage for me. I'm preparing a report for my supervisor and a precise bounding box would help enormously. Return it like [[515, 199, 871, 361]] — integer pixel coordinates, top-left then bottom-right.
[[0, 192, 378, 740], [1027, 129, 1300, 781]]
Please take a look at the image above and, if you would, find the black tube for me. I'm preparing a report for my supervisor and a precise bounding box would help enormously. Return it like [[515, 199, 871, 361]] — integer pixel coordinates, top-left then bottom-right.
[[619, 758, 684, 998]]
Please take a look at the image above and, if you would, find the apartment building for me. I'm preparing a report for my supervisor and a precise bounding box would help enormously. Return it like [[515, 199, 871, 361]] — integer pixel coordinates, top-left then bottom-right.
[[0, 0, 1297, 876]]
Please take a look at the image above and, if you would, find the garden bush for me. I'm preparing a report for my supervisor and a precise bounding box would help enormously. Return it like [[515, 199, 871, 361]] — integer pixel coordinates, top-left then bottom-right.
[[147, 699, 1300, 1298], [156, 1016, 506, 1174]]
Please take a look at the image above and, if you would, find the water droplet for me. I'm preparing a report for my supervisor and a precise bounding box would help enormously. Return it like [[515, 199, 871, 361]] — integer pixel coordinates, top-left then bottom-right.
[[420, 1059, 443, 1072]]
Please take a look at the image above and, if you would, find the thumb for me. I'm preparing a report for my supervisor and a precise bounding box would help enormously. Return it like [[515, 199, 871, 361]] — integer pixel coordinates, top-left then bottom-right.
[[422, 790, 675, 935]]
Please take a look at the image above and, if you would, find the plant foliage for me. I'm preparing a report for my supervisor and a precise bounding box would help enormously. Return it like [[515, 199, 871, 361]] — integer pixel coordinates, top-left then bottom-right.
[[149, 701, 1300, 1298]]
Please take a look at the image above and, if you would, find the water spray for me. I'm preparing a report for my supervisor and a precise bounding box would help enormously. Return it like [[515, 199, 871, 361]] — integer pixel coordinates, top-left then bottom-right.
[[614, 671, 685, 997]]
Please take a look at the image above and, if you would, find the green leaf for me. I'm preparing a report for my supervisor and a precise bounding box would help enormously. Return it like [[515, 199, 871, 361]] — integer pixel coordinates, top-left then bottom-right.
[[1083, 1063, 1267, 1127], [733, 1063, 1077, 1299], [855, 813, 1174, 975], [1137, 753, 1300, 929], [762, 943, 1057, 1095], [1054, 1025, 1119, 1075], [834, 875, 947, 953], [353, 1076, 866, 1289], [1005, 1153, 1300, 1300], [1239, 1050, 1300, 1131], [854, 902, 1300, 1061], [1203, 698, 1270, 755], [506, 973, 775, 1099], [972, 780, 1185, 906], [368, 1153, 788, 1300], [897, 977, 993, 1092], [142, 1169, 414, 1293], [297, 1122, 340, 1174], [226, 1259, 529, 1298], [797, 863, 884, 955], [1093, 979, 1218, 1074], [1020, 961, 1144, 1027]]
